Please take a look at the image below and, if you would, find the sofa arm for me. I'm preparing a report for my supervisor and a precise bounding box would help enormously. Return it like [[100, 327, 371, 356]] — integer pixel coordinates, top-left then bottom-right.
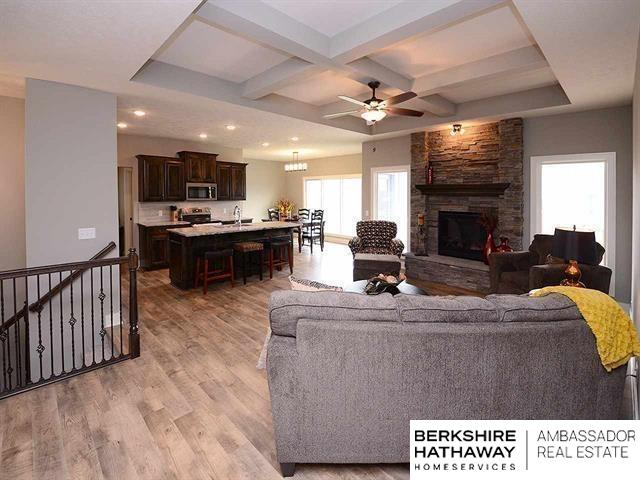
[[488, 251, 536, 293], [348, 236, 363, 257], [530, 264, 612, 294], [391, 238, 404, 257]]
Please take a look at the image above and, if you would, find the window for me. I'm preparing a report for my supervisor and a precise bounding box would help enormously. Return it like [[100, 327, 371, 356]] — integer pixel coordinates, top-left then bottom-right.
[[531, 152, 616, 291], [304, 175, 362, 236], [371, 166, 409, 251]]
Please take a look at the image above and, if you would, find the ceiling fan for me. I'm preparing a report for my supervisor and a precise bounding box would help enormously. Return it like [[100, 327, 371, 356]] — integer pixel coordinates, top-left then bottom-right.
[[323, 80, 424, 125]]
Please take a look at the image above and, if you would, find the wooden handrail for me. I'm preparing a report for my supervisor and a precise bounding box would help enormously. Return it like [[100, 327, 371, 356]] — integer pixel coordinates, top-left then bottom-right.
[[0, 241, 117, 334]]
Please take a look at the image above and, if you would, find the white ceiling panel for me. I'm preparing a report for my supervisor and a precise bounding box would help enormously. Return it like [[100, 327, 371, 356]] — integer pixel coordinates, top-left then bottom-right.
[[276, 70, 370, 106], [261, 0, 403, 37], [370, 6, 534, 79], [439, 66, 558, 103], [156, 20, 290, 83]]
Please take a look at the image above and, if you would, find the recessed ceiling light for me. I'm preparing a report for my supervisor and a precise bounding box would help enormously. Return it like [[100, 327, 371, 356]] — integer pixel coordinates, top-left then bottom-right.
[[199, 133, 208, 139], [261, 142, 270, 147], [133, 110, 146, 117], [225, 124, 236, 130], [291, 136, 299, 141], [117, 122, 127, 129]]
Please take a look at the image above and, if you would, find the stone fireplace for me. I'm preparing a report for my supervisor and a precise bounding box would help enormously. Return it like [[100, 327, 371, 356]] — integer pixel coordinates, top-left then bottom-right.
[[437, 211, 485, 261], [406, 118, 524, 292]]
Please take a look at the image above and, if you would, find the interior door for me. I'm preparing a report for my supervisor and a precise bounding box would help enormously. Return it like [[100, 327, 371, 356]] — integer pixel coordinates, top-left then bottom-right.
[[372, 166, 409, 252]]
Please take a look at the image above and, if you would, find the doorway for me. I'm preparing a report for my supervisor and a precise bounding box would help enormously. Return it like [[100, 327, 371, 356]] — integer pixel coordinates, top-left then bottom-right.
[[371, 166, 410, 252], [117, 167, 134, 256]]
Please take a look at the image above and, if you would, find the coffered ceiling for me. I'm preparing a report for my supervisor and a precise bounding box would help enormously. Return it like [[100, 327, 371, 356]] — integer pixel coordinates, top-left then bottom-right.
[[0, 0, 638, 160]]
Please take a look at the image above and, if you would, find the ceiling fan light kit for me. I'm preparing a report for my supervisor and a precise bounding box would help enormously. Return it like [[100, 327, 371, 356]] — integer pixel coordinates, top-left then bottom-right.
[[325, 80, 424, 125], [450, 124, 465, 136]]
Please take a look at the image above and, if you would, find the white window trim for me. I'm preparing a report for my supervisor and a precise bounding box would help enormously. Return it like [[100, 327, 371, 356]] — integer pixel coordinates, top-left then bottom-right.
[[370, 165, 411, 252], [530, 152, 616, 295], [302, 173, 362, 238]]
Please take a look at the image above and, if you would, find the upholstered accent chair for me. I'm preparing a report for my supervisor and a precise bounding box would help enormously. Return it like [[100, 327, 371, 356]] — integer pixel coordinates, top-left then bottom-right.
[[489, 234, 612, 294], [348, 220, 404, 258]]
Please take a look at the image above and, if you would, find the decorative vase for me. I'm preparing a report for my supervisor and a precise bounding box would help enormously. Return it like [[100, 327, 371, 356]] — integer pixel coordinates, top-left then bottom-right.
[[482, 231, 496, 265], [496, 236, 513, 253]]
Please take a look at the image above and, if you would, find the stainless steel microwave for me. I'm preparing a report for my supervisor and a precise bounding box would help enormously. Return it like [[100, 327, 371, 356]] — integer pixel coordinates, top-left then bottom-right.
[[186, 183, 217, 201]]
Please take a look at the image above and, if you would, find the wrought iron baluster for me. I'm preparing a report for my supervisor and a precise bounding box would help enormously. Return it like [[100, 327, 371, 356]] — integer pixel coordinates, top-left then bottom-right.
[[119, 267, 123, 357], [99, 266, 106, 363], [128, 249, 140, 358], [48, 274, 54, 377], [69, 269, 76, 371], [59, 271, 65, 374], [36, 275, 44, 381], [80, 271, 86, 368], [90, 268, 95, 366], [0, 280, 7, 391], [109, 264, 114, 359], [13, 278, 20, 387], [24, 275, 30, 385]]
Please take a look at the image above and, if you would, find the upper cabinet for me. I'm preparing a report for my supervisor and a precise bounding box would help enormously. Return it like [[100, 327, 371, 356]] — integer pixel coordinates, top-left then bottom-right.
[[137, 155, 186, 202], [216, 161, 247, 201], [178, 151, 218, 183]]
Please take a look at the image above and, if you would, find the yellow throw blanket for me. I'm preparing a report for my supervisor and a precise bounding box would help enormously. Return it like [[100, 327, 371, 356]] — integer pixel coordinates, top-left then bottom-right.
[[531, 286, 640, 372]]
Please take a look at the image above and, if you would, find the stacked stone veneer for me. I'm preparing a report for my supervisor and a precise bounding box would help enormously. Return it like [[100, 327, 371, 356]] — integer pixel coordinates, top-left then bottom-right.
[[410, 118, 524, 256]]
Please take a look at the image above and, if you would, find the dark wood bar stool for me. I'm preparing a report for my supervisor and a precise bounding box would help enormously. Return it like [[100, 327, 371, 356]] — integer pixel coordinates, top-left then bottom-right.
[[194, 248, 234, 294], [262, 236, 294, 278], [233, 242, 264, 284]]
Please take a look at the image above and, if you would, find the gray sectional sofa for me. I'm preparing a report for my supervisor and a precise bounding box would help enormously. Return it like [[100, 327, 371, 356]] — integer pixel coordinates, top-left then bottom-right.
[[266, 291, 627, 477]]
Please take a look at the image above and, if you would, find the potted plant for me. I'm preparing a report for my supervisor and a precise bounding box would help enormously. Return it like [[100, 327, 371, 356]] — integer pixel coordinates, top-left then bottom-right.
[[276, 199, 295, 220]]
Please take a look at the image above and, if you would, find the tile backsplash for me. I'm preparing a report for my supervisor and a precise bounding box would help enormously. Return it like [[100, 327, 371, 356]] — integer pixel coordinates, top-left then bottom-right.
[[137, 200, 247, 223]]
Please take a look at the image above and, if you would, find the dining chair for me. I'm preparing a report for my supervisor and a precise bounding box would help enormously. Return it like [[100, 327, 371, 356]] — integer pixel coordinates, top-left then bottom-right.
[[293, 209, 310, 252], [267, 208, 279, 221], [302, 209, 324, 253]]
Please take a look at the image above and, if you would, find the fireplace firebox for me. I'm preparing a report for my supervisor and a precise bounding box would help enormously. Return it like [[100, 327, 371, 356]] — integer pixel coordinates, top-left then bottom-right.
[[437, 211, 486, 261]]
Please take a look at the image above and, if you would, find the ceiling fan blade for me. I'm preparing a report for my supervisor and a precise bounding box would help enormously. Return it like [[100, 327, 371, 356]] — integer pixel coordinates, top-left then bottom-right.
[[338, 95, 368, 107], [385, 106, 424, 117], [323, 110, 361, 119], [381, 91, 417, 106]]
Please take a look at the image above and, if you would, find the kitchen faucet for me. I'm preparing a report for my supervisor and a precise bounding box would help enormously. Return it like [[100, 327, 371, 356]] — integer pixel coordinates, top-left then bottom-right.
[[233, 205, 242, 226]]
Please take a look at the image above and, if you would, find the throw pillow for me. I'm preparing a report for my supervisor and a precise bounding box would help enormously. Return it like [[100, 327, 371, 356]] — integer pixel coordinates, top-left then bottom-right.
[[288, 275, 343, 292]]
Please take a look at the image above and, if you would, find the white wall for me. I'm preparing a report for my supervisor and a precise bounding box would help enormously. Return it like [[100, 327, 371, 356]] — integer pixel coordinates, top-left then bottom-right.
[[361, 135, 411, 219], [117, 134, 285, 249], [0, 95, 25, 271], [524, 106, 633, 303], [25, 79, 119, 266]]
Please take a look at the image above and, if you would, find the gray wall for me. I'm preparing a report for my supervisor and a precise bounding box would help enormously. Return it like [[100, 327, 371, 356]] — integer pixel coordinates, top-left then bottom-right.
[[633, 32, 640, 324], [361, 135, 411, 219], [523, 106, 633, 303], [25, 79, 119, 266], [25, 79, 119, 380], [0, 95, 25, 271]]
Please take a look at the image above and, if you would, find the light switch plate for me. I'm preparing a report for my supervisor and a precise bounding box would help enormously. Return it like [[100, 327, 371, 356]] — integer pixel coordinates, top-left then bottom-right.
[[78, 228, 96, 240]]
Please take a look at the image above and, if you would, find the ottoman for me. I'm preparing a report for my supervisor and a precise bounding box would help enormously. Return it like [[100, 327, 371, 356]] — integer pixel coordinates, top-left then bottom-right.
[[353, 253, 401, 281]]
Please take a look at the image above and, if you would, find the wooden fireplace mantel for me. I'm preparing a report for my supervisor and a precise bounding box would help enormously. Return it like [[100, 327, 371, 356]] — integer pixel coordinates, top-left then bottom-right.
[[415, 183, 510, 197]]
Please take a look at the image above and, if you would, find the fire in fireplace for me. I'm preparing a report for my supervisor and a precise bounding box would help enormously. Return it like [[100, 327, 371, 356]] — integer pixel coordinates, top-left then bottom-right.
[[437, 211, 486, 261]]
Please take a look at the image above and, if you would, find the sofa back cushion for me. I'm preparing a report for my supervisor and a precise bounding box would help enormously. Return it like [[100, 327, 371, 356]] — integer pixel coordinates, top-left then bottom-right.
[[269, 290, 398, 337], [486, 293, 582, 322], [396, 294, 498, 323]]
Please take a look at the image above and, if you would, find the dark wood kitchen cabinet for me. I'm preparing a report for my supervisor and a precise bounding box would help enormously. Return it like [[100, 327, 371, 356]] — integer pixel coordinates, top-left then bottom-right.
[[216, 161, 247, 201], [178, 151, 218, 183], [137, 155, 185, 202], [138, 225, 172, 270]]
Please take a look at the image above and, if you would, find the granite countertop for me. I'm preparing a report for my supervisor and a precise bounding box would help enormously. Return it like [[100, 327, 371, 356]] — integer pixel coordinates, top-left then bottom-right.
[[137, 220, 191, 227], [167, 221, 300, 237]]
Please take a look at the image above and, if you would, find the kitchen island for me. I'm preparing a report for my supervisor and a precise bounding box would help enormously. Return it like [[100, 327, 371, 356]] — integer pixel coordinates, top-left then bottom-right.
[[167, 221, 299, 290]]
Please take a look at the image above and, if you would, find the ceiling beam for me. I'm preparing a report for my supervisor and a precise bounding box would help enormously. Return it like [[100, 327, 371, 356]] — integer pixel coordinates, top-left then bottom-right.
[[371, 84, 570, 134], [417, 94, 457, 116], [344, 57, 412, 92], [242, 58, 325, 100], [412, 45, 548, 96], [330, 0, 505, 63]]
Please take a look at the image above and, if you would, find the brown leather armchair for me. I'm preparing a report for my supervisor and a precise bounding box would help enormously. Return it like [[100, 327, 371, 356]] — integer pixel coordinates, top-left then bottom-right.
[[488, 234, 612, 294]]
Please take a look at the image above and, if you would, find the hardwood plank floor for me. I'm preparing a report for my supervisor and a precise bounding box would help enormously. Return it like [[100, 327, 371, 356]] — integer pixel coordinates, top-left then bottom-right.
[[1, 242, 430, 479]]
